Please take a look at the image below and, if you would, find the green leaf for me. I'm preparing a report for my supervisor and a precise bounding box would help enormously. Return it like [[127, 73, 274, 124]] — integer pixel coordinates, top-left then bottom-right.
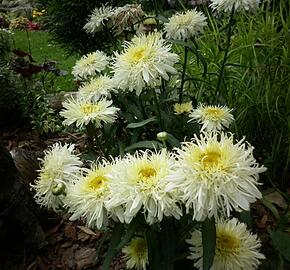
[[102, 223, 124, 270], [116, 218, 139, 250], [167, 133, 181, 147], [125, 140, 163, 152], [270, 230, 290, 262], [127, 117, 157, 129], [202, 217, 216, 270]]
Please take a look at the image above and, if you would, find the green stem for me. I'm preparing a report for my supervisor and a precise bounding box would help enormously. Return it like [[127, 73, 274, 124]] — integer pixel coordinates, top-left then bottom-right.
[[179, 46, 189, 103], [153, 89, 163, 130], [215, 5, 235, 102], [25, 29, 32, 55]]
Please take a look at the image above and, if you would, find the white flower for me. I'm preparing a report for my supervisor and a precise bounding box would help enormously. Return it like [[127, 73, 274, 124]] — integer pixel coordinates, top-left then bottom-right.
[[164, 9, 207, 40], [72, 51, 109, 80], [112, 4, 145, 35], [188, 104, 234, 132], [210, 0, 260, 12], [107, 150, 182, 224], [187, 218, 265, 270], [31, 143, 82, 211], [60, 97, 120, 128], [173, 101, 193, 115], [112, 32, 179, 95], [83, 5, 115, 34], [78, 75, 116, 101], [66, 160, 113, 229], [122, 237, 148, 270], [171, 132, 266, 221]]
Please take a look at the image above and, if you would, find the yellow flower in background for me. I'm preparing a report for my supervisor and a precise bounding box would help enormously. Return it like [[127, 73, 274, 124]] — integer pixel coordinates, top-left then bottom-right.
[[72, 51, 109, 80], [122, 237, 148, 270], [171, 132, 266, 221], [112, 32, 179, 95], [173, 101, 193, 115], [187, 218, 265, 270], [164, 9, 207, 41], [60, 97, 120, 128], [210, 0, 260, 12], [32, 9, 45, 19], [31, 143, 82, 211], [188, 104, 234, 132]]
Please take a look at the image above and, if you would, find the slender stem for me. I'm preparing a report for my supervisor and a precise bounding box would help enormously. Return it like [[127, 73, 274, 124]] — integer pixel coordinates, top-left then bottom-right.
[[179, 46, 189, 103], [139, 93, 147, 119], [215, 5, 235, 102], [153, 89, 163, 130], [25, 29, 32, 55]]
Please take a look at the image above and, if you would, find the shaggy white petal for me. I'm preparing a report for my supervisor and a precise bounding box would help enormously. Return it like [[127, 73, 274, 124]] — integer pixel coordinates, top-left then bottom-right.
[[107, 150, 182, 224], [188, 104, 234, 132], [83, 5, 115, 34], [210, 0, 260, 12], [122, 237, 148, 270], [60, 97, 119, 128], [171, 132, 266, 221], [78, 75, 116, 101], [112, 32, 179, 95], [31, 143, 82, 211], [164, 9, 207, 40], [187, 218, 265, 270], [72, 51, 109, 80]]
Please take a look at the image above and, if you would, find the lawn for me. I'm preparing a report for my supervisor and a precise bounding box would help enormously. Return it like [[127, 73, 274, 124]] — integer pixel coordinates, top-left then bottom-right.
[[12, 30, 77, 92]]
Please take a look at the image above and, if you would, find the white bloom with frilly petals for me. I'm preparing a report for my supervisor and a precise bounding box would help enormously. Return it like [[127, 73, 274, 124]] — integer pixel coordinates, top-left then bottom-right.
[[72, 51, 109, 80], [188, 104, 234, 132], [164, 9, 207, 40], [83, 5, 115, 34], [107, 150, 182, 224], [122, 237, 148, 270], [170, 132, 266, 221], [60, 97, 119, 128], [66, 160, 113, 229], [210, 0, 260, 12], [78, 75, 116, 101], [31, 143, 82, 211], [187, 218, 265, 270], [112, 32, 179, 95]]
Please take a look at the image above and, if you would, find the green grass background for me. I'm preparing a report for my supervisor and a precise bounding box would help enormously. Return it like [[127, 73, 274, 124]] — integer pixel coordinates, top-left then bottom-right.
[[12, 30, 77, 92]]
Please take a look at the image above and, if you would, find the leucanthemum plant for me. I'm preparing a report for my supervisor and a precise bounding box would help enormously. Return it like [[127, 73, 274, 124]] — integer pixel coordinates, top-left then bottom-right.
[[210, 0, 260, 12], [187, 218, 265, 270], [32, 2, 270, 269]]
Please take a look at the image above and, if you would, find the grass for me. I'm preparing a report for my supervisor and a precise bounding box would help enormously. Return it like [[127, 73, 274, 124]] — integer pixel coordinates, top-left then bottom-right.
[[12, 30, 77, 92]]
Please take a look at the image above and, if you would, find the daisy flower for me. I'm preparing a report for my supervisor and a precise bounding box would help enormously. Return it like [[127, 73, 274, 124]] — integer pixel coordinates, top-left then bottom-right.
[[173, 101, 193, 115], [60, 97, 120, 128], [210, 0, 260, 12], [187, 218, 265, 270], [171, 132, 266, 221], [78, 75, 116, 101], [107, 149, 182, 224], [66, 160, 113, 229], [188, 104, 234, 132], [112, 4, 145, 36], [122, 237, 149, 270], [164, 9, 207, 40], [83, 5, 115, 34], [31, 143, 82, 211], [72, 51, 109, 80], [112, 32, 179, 96]]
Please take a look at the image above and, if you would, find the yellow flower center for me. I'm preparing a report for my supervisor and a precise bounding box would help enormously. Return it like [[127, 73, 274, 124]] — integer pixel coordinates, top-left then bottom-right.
[[204, 108, 225, 120], [81, 104, 100, 115], [216, 230, 241, 256], [131, 238, 147, 257], [87, 175, 107, 190], [138, 167, 156, 180], [132, 47, 146, 62], [200, 150, 221, 167]]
